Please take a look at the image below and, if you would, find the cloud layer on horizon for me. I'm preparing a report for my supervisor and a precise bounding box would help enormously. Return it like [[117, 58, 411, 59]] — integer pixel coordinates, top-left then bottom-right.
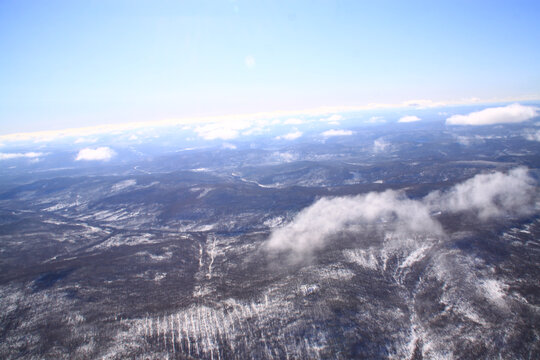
[[3, 98, 536, 144], [446, 103, 539, 125], [194, 120, 252, 140], [265, 168, 537, 263], [0, 152, 44, 160]]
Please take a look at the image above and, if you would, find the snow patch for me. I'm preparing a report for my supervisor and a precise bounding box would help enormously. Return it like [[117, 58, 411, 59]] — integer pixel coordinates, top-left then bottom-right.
[[480, 279, 508, 304], [112, 179, 136, 192], [343, 249, 379, 270]]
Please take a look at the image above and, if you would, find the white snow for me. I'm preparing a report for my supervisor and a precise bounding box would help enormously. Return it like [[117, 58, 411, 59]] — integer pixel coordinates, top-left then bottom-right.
[[480, 279, 508, 303], [343, 249, 379, 270], [112, 179, 136, 192]]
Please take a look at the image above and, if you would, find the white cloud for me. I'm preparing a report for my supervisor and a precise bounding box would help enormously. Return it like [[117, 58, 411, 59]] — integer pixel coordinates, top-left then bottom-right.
[[222, 143, 237, 150], [194, 121, 251, 140], [321, 114, 343, 123], [74, 137, 98, 144], [265, 190, 443, 262], [398, 115, 421, 123], [446, 103, 539, 125], [426, 167, 536, 219], [241, 127, 267, 136], [265, 168, 536, 263], [0, 152, 44, 160], [276, 131, 303, 140], [367, 116, 386, 124], [75, 147, 115, 161], [284, 118, 305, 125], [321, 129, 354, 137], [196, 126, 238, 140]]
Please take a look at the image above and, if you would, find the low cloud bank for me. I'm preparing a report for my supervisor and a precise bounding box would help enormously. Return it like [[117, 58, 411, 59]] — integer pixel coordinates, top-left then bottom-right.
[[75, 147, 116, 161], [426, 167, 536, 219], [265, 190, 443, 261], [265, 168, 536, 262], [446, 103, 538, 125]]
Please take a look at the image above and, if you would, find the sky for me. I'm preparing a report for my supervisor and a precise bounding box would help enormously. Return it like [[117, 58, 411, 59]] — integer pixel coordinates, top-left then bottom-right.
[[1, 0, 539, 135]]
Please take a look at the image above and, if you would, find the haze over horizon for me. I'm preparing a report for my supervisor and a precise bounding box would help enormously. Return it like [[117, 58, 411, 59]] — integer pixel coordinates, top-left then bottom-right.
[[1, 0, 540, 135]]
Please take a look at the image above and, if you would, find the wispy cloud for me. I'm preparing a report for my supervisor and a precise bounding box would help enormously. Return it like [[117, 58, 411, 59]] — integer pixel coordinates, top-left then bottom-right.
[[222, 142, 237, 150], [75, 147, 116, 161], [321, 114, 343, 123], [272, 151, 297, 163], [265, 168, 536, 263], [398, 115, 421, 123], [276, 131, 303, 140], [524, 129, 540, 142], [241, 126, 268, 136], [283, 118, 305, 125], [0, 152, 44, 160], [373, 138, 390, 152], [321, 129, 354, 137], [446, 103, 539, 125], [367, 116, 386, 124], [402, 99, 450, 109]]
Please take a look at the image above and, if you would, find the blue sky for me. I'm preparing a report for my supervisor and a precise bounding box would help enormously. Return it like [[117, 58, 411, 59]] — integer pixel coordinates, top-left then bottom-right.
[[1, 0, 539, 135]]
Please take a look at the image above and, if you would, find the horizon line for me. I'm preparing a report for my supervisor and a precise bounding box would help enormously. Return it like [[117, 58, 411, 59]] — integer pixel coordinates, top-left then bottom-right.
[[1, 95, 539, 144]]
